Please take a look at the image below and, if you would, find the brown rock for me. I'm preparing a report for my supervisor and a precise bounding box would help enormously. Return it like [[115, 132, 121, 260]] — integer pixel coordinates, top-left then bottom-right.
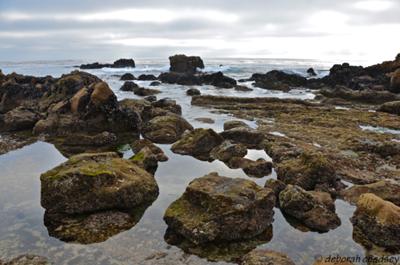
[[240, 249, 296, 265]]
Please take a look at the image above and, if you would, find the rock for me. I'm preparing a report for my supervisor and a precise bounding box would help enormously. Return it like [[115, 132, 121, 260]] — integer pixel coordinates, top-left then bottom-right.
[[307, 68, 317, 77], [62, 131, 118, 147], [120, 73, 135, 81], [186, 88, 201, 96], [131, 139, 168, 162], [277, 152, 339, 192], [158, 72, 202, 86], [150, 98, 182, 116], [223, 120, 250, 131], [390, 69, 400, 93], [279, 185, 341, 232], [220, 127, 263, 146], [351, 193, 400, 249], [320, 86, 398, 104], [130, 146, 160, 174], [264, 179, 286, 205], [144, 95, 157, 102], [227, 157, 272, 178], [235, 85, 253, 92], [251, 70, 307, 91], [169, 54, 204, 73], [90, 82, 116, 107], [149, 81, 161, 86], [1, 255, 50, 265], [210, 140, 247, 162], [164, 172, 275, 244], [203, 72, 237, 88], [194, 117, 215, 124], [378, 101, 400, 115], [40, 152, 159, 214], [134, 87, 161, 97], [171, 128, 224, 160], [240, 249, 296, 265], [1, 107, 41, 131], [142, 114, 193, 144], [80, 58, 135, 69], [342, 180, 400, 206], [70, 87, 89, 113], [120, 81, 139, 92], [44, 208, 148, 244], [322, 63, 365, 87], [138, 74, 157, 81]]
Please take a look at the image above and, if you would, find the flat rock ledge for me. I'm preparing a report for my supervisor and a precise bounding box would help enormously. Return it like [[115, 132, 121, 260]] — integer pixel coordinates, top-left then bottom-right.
[[163, 172, 275, 245]]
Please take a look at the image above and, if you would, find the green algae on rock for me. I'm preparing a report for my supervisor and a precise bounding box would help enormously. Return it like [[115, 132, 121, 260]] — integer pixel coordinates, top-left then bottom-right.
[[40, 152, 159, 214], [164, 172, 275, 245]]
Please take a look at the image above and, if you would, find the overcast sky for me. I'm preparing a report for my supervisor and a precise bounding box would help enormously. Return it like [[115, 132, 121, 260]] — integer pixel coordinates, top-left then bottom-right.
[[0, 0, 399, 64]]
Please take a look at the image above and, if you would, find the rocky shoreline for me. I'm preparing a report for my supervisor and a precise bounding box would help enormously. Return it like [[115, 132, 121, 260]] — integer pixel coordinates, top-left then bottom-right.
[[1, 54, 400, 264]]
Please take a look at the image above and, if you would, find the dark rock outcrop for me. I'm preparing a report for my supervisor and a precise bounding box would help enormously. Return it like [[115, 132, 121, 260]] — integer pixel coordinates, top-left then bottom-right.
[[220, 127, 263, 146], [80, 59, 135, 69], [169, 54, 204, 73], [164, 172, 275, 244], [120, 81, 139, 91], [202, 71, 237, 88], [378, 101, 400, 115], [120, 73, 135, 81], [138, 74, 157, 81], [250, 70, 307, 92], [186, 88, 201, 96]]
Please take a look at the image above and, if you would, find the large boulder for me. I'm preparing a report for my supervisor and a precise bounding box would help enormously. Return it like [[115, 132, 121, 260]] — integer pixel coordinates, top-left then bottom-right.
[[131, 139, 168, 162], [169, 54, 204, 73], [171, 128, 224, 160], [240, 249, 296, 265], [142, 114, 193, 144], [158, 72, 202, 86], [320, 86, 398, 104], [0, 107, 41, 131], [351, 193, 400, 249], [342, 180, 400, 206], [203, 72, 237, 88], [279, 185, 341, 232], [220, 127, 264, 146], [390, 69, 400, 93], [277, 152, 340, 192], [40, 152, 159, 214], [164, 172, 275, 244], [378, 100, 400, 115]]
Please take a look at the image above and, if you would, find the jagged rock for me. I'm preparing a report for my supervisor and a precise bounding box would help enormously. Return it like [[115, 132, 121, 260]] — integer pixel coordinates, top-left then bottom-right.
[[390, 69, 400, 93], [264, 179, 286, 205], [342, 180, 400, 206], [210, 140, 247, 162], [351, 193, 400, 249], [378, 101, 400, 115], [186, 88, 201, 96], [130, 146, 160, 174], [240, 249, 296, 265], [120, 81, 139, 92], [279, 185, 340, 232], [277, 152, 339, 192], [142, 114, 193, 144], [220, 127, 263, 146], [223, 120, 250, 131], [40, 152, 159, 214], [251, 70, 307, 91], [227, 157, 272, 178], [169, 54, 204, 73], [307, 68, 317, 77], [120, 73, 135, 81], [164, 172, 275, 244], [171, 128, 224, 160], [138, 74, 157, 81]]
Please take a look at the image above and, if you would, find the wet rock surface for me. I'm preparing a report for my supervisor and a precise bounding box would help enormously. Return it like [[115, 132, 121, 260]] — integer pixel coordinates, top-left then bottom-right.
[[279, 185, 341, 232], [169, 54, 204, 73], [351, 193, 400, 250], [164, 172, 275, 245]]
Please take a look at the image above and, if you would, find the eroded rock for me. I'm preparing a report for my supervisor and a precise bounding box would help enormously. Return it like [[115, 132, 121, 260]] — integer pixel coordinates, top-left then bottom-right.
[[169, 54, 204, 73]]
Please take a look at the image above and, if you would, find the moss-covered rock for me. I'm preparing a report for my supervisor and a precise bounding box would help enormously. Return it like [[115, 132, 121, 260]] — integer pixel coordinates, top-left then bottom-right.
[[220, 127, 263, 146], [223, 120, 250, 131], [131, 139, 168, 162], [342, 179, 400, 206], [279, 185, 340, 232], [378, 101, 400, 115], [164, 172, 275, 245], [264, 179, 287, 206], [40, 152, 159, 214], [227, 157, 272, 178], [240, 249, 296, 265], [171, 128, 224, 160], [210, 140, 247, 162], [351, 193, 400, 249], [142, 114, 193, 144]]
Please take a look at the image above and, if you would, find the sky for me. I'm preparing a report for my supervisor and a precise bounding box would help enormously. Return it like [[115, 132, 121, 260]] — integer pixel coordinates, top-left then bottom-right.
[[0, 0, 399, 64]]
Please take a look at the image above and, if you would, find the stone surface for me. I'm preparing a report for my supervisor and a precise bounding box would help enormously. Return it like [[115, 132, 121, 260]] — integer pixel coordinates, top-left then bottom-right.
[[40, 152, 159, 214], [378, 101, 400, 115], [220, 127, 263, 146], [210, 140, 247, 162], [164, 172, 275, 244], [279, 185, 341, 232], [351, 193, 400, 249], [390, 69, 400, 93], [240, 249, 296, 265], [120, 73, 135, 81], [169, 54, 204, 73], [227, 157, 272, 178], [223, 120, 250, 131], [186, 88, 201, 96]]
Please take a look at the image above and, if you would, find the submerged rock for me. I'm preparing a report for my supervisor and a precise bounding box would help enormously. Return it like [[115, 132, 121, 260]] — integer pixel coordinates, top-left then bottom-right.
[[120, 73, 135, 81], [164, 172, 275, 244], [169, 54, 204, 73], [186, 88, 201, 96], [131, 139, 168, 162], [149, 81, 161, 86], [342, 179, 400, 206], [240, 249, 296, 265], [279, 185, 341, 232], [194, 117, 215, 124], [351, 193, 400, 250], [142, 114, 193, 144], [171, 128, 224, 160], [40, 152, 159, 214]]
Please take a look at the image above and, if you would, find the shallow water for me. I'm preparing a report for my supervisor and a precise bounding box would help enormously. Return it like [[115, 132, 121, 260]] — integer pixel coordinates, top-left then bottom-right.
[[0, 59, 397, 264]]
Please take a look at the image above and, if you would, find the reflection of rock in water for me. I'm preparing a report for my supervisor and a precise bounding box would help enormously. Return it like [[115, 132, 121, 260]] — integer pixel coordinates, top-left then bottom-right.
[[164, 226, 273, 263], [44, 204, 150, 244]]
